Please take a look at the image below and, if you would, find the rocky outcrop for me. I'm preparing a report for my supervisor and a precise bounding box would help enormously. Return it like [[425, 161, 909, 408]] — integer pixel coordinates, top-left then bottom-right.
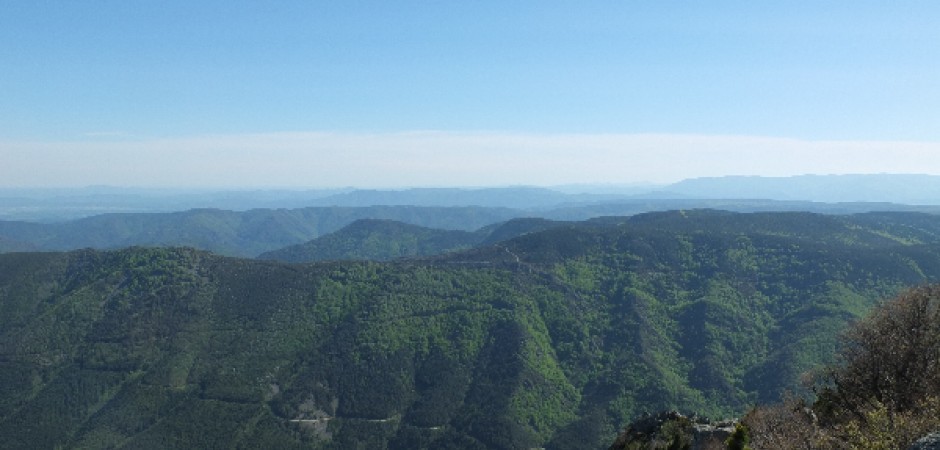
[[608, 411, 736, 450], [910, 432, 940, 450]]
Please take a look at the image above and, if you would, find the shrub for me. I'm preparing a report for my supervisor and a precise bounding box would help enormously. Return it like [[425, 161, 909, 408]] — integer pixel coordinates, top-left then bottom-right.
[[744, 285, 940, 449], [741, 396, 818, 450], [818, 285, 940, 424]]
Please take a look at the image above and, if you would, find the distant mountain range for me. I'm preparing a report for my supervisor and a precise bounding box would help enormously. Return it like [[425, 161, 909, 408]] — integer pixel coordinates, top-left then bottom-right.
[[6, 181, 940, 258], [665, 174, 940, 203], [5, 174, 940, 222], [3, 200, 940, 258], [0, 206, 522, 258]]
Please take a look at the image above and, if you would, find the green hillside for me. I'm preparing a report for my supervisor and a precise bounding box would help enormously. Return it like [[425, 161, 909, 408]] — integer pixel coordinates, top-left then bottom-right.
[[0, 206, 519, 258], [259, 217, 568, 263], [2, 210, 940, 449], [0, 235, 36, 252], [258, 219, 482, 262]]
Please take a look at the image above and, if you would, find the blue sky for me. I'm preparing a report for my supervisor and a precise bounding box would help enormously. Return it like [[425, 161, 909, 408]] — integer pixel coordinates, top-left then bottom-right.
[[2, 1, 939, 187]]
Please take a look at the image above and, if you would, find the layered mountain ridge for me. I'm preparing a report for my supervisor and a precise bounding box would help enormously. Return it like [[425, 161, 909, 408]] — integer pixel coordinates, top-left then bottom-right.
[[3, 210, 940, 448]]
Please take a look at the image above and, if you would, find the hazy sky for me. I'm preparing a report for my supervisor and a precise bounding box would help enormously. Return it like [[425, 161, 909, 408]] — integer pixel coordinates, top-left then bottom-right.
[[2, 1, 939, 187]]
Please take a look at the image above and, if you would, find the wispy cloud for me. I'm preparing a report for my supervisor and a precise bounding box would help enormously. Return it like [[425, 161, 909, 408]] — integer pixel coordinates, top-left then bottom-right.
[[2, 132, 940, 188], [81, 131, 133, 138]]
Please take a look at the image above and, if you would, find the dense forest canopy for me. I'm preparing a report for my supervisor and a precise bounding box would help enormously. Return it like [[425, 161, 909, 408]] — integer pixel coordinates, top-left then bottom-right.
[[3, 210, 940, 448]]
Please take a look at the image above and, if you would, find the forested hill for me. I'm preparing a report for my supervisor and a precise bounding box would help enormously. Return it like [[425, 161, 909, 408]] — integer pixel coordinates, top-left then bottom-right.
[[258, 217, 567, 263], [3, 211, 940, 449], [262, 210, 940, 264], [257, 218, 483, 262], [5, 199, 940, 259], [0, 206, 520, 258]]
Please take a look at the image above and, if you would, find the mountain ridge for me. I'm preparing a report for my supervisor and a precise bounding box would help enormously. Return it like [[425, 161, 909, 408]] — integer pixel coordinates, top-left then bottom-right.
[[257, 218, 481, 262], [258, 217, 569, 263], [5, 199, 940, 260], [4, 210, 940, 448], [0, 206, 521, 258], [666, 174, 940, 203], [7, 174, 940, 222]]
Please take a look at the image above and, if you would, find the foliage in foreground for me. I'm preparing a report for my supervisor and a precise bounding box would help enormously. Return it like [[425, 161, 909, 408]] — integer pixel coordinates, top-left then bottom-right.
[[741, 285, 940, 449]]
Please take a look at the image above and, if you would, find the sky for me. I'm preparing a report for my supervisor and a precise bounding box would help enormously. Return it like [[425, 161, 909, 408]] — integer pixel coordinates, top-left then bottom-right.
[[2, 1, 939, 188]]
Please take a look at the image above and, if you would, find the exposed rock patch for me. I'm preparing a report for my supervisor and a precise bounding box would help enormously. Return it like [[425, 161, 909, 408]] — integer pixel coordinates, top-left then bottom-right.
[[608, 411, 735, 450], [910, 432, 940, 450]]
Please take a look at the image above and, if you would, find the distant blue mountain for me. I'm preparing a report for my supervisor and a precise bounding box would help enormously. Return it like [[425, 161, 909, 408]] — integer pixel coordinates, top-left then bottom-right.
[[665, 174, 940, 203], [304, 186, 612, 209], [6, 176, 940, 223]]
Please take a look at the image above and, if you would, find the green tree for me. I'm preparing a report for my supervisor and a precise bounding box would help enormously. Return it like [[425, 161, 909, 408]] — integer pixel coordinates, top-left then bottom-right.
[[817, 285, 940, 424]]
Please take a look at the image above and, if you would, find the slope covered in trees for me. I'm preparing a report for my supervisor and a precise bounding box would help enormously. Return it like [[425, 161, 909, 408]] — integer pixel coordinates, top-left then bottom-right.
[[0, 206, 519, 257], [258, 217, 567, 263], [4, 199, 940, 259], [726, 285, 940, 450], [257, 218, 482, 262], [3, 210, 940, 448]]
